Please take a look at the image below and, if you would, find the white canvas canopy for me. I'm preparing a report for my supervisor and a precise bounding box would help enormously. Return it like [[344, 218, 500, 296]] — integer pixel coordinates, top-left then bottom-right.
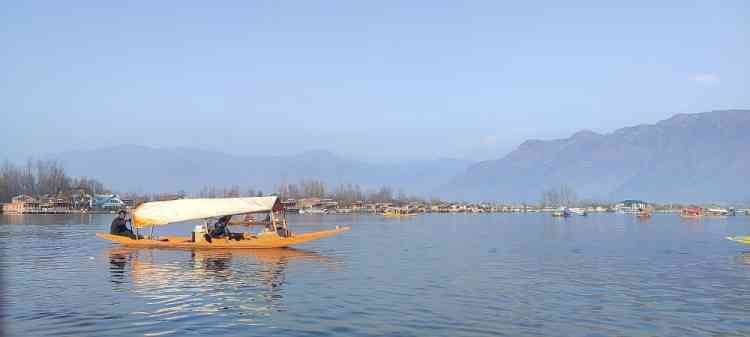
[[132, 196, 279, 228]]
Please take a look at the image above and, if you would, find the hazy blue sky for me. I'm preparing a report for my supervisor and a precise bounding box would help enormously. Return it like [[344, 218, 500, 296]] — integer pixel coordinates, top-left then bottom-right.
[[2, 1, 748, 162]]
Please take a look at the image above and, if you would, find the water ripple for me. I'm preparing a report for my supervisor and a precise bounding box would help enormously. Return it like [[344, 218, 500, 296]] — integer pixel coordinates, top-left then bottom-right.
[[2, 213, 750, 336]]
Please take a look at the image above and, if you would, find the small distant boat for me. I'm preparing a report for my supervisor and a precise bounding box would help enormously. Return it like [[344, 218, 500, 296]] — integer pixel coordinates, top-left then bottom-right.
[[636, 207, 653, 218], [303, 208, 327, 215], [552, 207, 571, 217], [681, 207, 703, 218], [681, 207, 729, 218], [285, 207, 300, 214], [96, 196, 350, 249], [704, 208, 729, 217], [568, 208, 587, 216], [383, 209, 416, 217], [726, 236, 750, 245]]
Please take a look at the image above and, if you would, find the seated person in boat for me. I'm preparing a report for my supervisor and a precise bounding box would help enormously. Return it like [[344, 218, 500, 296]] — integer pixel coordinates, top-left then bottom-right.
[[273, 214, 292, 237], [110, 210, 137, 239], [209, 215, 232, 238], [264, 214, 274, 232]]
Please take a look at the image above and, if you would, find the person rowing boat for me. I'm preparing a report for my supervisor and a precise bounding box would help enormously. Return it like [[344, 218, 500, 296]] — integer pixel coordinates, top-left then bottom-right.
[[110, 210, 136, 239]]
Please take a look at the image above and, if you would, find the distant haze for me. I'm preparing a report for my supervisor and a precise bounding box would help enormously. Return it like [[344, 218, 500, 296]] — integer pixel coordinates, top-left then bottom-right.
[[2, 2, 749, 162], [45, 110, 750, 204], [50, 146, 473, 196]]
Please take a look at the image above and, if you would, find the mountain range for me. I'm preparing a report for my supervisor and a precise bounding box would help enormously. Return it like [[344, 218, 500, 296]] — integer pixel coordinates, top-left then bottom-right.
[[51, 146, 471, 196], [443, 109, 749, 203], [50, 109, 749, 203]]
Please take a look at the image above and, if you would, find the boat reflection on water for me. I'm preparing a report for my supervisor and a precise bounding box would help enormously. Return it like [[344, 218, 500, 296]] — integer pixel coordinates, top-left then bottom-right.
[[636, 215, 652, 224], [105, 247, 340, 326], [108, 249, 131, 288], [734, 252, 750, 266], [679, 216, 706, 233]]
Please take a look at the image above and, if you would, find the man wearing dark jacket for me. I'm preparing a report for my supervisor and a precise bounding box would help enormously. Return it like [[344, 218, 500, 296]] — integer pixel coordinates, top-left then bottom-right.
[[209, 215, 232, 238], [110, 210, 136, 239]]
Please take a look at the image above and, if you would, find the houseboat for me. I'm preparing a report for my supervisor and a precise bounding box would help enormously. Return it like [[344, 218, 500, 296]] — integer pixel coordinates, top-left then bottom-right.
[[681, 207, 703, 218]]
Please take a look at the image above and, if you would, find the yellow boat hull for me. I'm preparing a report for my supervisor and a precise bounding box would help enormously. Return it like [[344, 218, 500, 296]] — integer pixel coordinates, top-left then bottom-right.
[[727, 236, 750, 245], [383, 213, 416, 217], [96, 227, 350, 249]]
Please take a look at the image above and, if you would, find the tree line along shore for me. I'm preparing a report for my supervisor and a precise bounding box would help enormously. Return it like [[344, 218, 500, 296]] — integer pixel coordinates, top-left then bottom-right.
[[1, 160, 747, 215]]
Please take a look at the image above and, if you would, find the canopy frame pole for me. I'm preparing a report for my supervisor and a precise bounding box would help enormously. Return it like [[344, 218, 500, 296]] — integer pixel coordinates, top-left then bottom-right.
[[130, 209, 138, 240], [126, 212, 134, 236]]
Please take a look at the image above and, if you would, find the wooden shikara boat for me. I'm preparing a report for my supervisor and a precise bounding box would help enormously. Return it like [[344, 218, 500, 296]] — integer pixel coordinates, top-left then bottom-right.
[[97, 196, 350, 249], [636, 207, 653, 218]]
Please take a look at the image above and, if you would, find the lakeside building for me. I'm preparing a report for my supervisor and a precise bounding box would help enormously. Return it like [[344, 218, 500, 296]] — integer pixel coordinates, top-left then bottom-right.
[[297, 197, 321, 209], [92, 194, 126, 210], [278, 198, 749, 216], [281, 198, 299, 213], [2, 195, 40, 213], [281, 197, 339, 213], [319, 198, 339, 210], [2, 194, 74, 214], [614, 200, 649, 213], [69, 190, 93, 210], [38, 195, 72, 213], [351, 200, 364, 212], [1, 192, 133, 214], [5, 191, 745, 216]]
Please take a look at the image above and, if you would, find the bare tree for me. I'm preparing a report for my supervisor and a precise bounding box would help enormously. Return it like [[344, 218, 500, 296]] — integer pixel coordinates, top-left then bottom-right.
[[226, 185, 240, 197], [35, 160, 70, 196], [301, 179, 326, 198], [541, 185, 578, 207], [0, 159, 109, 202]]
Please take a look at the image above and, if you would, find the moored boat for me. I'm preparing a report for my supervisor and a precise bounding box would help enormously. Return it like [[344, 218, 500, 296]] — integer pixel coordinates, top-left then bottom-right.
[[704, 207, 729, 217], [568, 208, 587, 216], [636, 209, 652, 218], [303, 208, 327, 215], [96, 196, 350, 249], [383, 209, 416, 217], [285, 207, 301, 214], [616, 200, 650, 214], [636, 206, 654, 218], [551, 207, 571, 217], [680, 207, 703, 218]]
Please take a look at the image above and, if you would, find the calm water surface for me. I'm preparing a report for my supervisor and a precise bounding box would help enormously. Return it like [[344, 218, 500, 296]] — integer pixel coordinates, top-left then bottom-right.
[[2, 213, 750, 336]]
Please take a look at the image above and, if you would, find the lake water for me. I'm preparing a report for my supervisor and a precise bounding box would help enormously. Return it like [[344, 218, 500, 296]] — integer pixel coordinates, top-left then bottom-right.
[[2, 213, 750, 337]]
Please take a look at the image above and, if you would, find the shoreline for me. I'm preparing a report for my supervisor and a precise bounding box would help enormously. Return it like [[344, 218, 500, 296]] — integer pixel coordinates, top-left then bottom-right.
[[2, 209, 747, 216]]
